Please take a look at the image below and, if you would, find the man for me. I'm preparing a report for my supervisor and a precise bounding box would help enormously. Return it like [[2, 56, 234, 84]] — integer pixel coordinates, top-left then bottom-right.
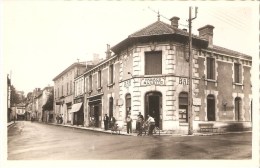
[[136, 112, 144, 136], [146, 115, 155, 135], [103, 114, 109, 130]]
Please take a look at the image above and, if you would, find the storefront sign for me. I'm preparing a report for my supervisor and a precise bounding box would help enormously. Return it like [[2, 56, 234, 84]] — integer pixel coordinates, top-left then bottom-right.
[[140, 77, 166, 86], [193, 98, 201, 106], [179, 77, 189, 85]]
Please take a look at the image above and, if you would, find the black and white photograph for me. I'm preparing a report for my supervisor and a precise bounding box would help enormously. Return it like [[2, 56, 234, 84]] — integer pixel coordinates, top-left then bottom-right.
[[1, 1, 259, 168]]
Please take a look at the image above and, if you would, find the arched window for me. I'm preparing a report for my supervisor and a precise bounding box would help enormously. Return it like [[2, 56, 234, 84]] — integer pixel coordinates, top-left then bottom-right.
[[207, 95, 215, 121], [179, 92, 188, 123]]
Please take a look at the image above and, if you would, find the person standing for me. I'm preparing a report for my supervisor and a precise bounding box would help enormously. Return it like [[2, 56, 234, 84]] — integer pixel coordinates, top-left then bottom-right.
[[146, 115, 155, 135], [136, 112, 144, 136], [110, 116, 116, 128], [126, 114, 132, 134], [103, 114, 109, 130]]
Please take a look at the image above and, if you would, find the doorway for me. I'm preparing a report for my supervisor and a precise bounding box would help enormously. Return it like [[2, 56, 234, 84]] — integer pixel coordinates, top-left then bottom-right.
[[145, 92, 162, 129], [235, 97, 242, 121], [207, 95, 215, 121]]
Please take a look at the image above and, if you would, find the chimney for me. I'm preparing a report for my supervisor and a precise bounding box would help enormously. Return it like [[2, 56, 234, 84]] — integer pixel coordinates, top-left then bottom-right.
[[198, 25, 215, 48], [93, 53, 100, 65], [105, 44, 112, 58], [170, 16, 180, 28]]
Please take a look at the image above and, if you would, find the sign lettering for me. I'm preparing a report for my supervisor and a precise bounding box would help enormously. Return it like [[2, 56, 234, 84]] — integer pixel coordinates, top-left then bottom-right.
[[179, 77, 189, 85], [140, 77, 166, 86]]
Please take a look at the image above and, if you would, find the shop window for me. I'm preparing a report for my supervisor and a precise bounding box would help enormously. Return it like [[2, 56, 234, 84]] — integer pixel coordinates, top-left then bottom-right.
[[234, 63, 241, 83], [179, 92, 188, 123], [145, 51, 162, 75], [207, 57, 215, 80]]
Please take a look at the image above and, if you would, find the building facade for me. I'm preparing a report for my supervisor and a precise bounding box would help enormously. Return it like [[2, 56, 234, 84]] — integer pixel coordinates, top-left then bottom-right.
[[53, 62, 86, 124], [81, 16, 252, 133]]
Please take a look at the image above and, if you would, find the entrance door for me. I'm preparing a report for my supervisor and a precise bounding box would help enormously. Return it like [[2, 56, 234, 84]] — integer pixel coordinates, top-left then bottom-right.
[[207, 95, 215, 121], [94, 105, 99, 127], [235, 97, 241, 121], [145, 92, 162, 129]]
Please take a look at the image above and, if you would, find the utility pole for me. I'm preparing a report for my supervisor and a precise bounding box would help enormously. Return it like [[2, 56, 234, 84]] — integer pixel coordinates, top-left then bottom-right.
[[188, 7, 198, 135]]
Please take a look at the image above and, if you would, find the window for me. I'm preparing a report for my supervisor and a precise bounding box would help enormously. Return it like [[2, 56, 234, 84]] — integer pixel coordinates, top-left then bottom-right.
[[58, 88, 59, 98], [61, 85, 63, 96], [98, 70, 102, 88], [70, 81, 72, 94], [234, 63, 241, 83], [89, 75, 92, 91], [109, 64, 114, 84], [145, 51, 162, 75], [207, 57, 215, 80], [67, 82, 69, 95], [179, 92, 188, 123]]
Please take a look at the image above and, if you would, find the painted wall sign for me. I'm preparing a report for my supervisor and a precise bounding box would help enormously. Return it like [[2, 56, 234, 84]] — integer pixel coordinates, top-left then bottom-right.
[[179, 77, 189, 85], [124, 79, 131, 88], [140, 77, 166, 86]]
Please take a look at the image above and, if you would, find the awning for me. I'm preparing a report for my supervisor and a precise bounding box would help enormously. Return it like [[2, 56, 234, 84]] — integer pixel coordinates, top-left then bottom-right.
[[70, 103, 82, 113]]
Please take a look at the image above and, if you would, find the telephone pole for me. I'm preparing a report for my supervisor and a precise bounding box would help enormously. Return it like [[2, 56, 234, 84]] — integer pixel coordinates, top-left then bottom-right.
[[188, 7, 197, 135]]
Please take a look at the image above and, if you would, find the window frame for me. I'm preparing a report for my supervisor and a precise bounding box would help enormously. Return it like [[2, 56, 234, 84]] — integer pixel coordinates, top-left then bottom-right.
[[206, 57, 215, 80]]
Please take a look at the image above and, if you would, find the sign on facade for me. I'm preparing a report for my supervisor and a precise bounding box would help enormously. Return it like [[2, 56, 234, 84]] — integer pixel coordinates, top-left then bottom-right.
[[193, 98, 201, 106], [140, 77, 166, 86], [179, 77, 189, 85], [124, 79, 131, 88]]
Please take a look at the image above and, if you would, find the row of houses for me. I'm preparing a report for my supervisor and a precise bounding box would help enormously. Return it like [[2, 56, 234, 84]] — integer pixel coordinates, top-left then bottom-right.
[[48, 15, 252, 133]]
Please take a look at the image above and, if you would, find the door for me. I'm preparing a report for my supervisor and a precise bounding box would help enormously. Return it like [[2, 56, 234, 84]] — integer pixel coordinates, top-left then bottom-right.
[[94, 105, 99, 127], [145, 92, 162, 129], [235, 97, 241, 121], [207, 95, 215, 121], [179, 92, 188, 123]]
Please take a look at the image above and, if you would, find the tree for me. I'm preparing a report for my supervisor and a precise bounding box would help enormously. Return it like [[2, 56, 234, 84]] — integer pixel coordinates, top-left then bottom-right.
[[10, 85, 20, 106], [42, 89, 54, 111]]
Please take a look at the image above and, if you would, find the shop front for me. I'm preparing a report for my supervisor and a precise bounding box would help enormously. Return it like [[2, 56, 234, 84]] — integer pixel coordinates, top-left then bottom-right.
[[88, 95, 102, 128], [71, 97, 84, 126]]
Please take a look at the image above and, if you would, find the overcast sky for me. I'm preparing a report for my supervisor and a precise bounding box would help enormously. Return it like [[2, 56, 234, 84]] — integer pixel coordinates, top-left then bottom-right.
[[2, 1, 258, 95]]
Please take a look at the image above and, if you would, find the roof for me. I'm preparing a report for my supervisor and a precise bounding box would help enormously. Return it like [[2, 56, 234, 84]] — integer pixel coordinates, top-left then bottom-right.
[[111, 20, 208, 54], [211, 45, 251, 60], [53, 62, 86, 81]]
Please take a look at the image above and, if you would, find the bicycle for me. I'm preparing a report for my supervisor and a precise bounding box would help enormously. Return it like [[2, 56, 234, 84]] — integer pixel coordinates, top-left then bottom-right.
[[88, 119, 96, 129]]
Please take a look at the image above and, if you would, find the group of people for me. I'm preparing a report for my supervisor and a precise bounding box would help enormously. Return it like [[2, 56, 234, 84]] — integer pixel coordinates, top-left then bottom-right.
[[103, 114, 116, 130], [56, 114, 63, 124], [103, 112, 156, 136]]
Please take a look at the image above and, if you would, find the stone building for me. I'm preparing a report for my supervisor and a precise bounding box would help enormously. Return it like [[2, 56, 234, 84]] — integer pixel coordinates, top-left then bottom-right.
[[53, 62, 86, 124], [81, 16, 252, 133]]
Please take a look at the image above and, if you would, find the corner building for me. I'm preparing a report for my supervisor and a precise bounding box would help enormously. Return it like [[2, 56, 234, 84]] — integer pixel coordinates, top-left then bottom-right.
[[84, 16, 252, 133]]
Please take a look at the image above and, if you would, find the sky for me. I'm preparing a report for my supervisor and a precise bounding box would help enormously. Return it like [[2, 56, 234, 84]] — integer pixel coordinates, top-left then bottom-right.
[[2, 1, 258, 96]]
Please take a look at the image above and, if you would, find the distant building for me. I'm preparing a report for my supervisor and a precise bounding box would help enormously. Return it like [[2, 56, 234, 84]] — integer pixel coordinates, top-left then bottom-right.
[[11, 103, 26, 121], [7, 75, 11, 122]]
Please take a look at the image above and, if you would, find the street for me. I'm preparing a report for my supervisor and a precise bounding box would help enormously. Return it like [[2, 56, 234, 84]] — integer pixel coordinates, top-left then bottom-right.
[[8, 121, 252, 160]]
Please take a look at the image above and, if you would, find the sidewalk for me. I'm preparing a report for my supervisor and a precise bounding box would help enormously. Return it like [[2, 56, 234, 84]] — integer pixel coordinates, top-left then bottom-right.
[[7, 121, 16, 128], [39, 121, 252, 137], [46, 122, 237, 136], [48, 122, 134, 136]]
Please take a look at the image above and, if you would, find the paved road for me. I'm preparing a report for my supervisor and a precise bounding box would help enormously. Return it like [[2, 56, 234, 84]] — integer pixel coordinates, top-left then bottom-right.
[[8, 121, 252, 160]]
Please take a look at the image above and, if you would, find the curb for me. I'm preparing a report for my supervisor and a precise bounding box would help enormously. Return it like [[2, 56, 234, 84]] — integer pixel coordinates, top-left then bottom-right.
[[7, 122, 16, 129], [37, 121, 252, 137]]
